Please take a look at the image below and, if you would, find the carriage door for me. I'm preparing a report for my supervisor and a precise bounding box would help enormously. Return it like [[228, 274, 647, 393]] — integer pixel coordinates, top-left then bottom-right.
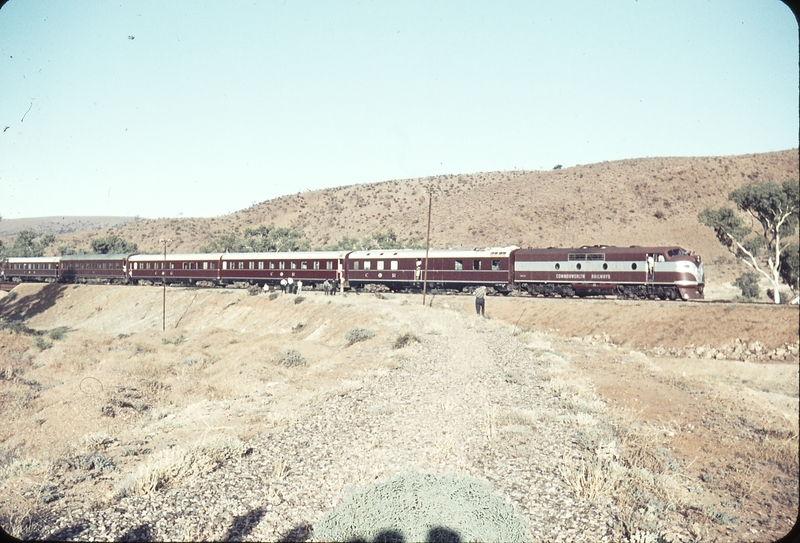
[[646, 253, 655, 282]]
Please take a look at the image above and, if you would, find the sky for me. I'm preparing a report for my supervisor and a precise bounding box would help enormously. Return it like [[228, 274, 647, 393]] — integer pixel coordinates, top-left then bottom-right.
[[0, 0, 797, 220]]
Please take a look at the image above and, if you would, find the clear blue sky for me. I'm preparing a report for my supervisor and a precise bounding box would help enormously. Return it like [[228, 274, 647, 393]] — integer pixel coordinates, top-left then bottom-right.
[[0, 0, 797, 219]]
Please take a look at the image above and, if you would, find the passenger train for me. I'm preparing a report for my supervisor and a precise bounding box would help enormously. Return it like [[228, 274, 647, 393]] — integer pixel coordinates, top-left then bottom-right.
[[1, 245, 704, 300]]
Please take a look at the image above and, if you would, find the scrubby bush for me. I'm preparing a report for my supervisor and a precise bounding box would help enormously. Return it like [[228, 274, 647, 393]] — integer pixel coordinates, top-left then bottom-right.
[[268, 292, 278, 301], [275, 348, 307, 367], [393, 332, 421, 349], [34, 337, 52, 350], [247, 285, 261, 296], [294, 296, 305, 305], [162, 334, 186, 345], [733, 272, 760, 300], [48, 327, 68, 341], [5, 291, 17, 302], [345, 328, 374, 346]]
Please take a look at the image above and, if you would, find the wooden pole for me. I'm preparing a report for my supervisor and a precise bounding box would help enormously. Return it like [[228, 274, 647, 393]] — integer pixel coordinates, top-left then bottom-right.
[[160, 238, 171, 331], [422, 187, 432, 306]]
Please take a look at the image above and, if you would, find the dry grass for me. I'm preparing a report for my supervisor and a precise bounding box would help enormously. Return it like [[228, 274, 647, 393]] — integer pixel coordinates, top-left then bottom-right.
[[111, 437, 251, 499]]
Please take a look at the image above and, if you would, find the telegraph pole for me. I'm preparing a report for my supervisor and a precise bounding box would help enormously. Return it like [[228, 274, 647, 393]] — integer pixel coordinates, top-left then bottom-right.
[[422, 186, 433, 306], [160, 238, 171, 331]]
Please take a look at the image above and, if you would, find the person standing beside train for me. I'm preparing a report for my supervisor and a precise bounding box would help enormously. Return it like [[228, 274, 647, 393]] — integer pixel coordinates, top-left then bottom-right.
[[323, 279, 331, 296], [474, 285, 487, 317], [280, 278, 287, 294]]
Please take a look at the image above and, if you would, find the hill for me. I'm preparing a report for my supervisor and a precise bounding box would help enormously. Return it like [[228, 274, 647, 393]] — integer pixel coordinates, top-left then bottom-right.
[[7, 149, 798, 281], [0, 216, 139, 237]]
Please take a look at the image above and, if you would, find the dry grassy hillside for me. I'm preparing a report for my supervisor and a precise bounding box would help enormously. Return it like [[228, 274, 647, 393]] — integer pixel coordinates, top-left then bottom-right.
[[22, 149, 799, 281]]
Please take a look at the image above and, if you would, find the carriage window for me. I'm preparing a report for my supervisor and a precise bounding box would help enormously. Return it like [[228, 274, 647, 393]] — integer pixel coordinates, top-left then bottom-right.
[[455, 260, 463, 270], [258, 261, 264, 270], [291, 262, 297, 269], [363, 261, 371, 270], [473, 260, 481, 270], [223, 262, 228, 270], [313, 261, 319, 270], [183, 263, 189, 270], [204, 262, 209, 270], [327, 261, 333, 270], [269, 262, 275, 269], [492, 260, 500, 271], [192, 262, 197, 270], [146, 262, 151, 270], [377, 261, 384, 271], [279, 261, 285, 269], [238, 261, 244, 270], [209, 262, 216, 270], [301, 261, 307, 270], [391, 260, 398, 271], [134, 263, 139, 270], [353, 261, 359, 270], [249, 261, 254, 270]]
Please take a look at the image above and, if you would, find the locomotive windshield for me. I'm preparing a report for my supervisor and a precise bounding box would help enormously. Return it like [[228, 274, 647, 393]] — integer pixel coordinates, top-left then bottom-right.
[[667, 248, 689, 257]]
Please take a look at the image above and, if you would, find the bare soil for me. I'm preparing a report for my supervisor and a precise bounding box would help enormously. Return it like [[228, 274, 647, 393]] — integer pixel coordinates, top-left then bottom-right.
[[0, 282, 797, 541]]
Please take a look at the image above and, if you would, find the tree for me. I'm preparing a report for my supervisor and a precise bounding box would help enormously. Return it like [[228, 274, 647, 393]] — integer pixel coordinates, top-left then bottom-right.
[[200, 225, 310, 253], [699, 180, 799, 304], [733, 272, 760, 300], [90, 234, 138, 254], [5, 230, 55, 257]]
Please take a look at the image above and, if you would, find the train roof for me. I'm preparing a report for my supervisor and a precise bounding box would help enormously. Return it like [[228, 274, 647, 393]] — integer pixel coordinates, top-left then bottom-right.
[[221, 251, 350, 260], [128, 253, 224, 261], [59, 253, 132, 260], [517, 245, 687, 254], [348, 246, 519, 259], [4, 256, 61, 263]]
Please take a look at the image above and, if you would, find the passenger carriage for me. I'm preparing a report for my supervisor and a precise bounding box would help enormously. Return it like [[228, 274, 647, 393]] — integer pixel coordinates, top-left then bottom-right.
[[346, 247, 517, 292], [2, 257, 60, 282], [60, 253, 131, 284], [129, 253, 224, 285], [220, 251, 348, 288]]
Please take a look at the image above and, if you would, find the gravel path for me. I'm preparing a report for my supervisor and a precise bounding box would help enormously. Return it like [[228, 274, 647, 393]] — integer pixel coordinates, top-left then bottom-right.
[[42, 311, 618, 542]]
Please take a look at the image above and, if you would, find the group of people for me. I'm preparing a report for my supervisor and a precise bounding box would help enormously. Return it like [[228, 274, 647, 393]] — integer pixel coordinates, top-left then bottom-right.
[[322, 278, 340, 296], [277, 277, 303, 294], [262, 277, 341, 295]]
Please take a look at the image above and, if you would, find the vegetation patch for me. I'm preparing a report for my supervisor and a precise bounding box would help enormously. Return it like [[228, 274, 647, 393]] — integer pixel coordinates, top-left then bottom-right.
[[313, 470, 530, 542], [393, 332, 421, 349], [345, 327, 374, 346], [274, 348, 307, 367]]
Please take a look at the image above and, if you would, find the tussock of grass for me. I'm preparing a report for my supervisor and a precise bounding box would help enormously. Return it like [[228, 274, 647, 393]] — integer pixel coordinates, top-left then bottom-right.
[[345, 327, 374, 346], [274, 348, 307, 367], [112, 437, 251, 499], [393, 332, 421, 349]]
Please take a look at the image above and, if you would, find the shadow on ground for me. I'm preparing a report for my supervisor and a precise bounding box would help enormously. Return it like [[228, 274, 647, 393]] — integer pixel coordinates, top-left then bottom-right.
[[0, 283, 68, 321]]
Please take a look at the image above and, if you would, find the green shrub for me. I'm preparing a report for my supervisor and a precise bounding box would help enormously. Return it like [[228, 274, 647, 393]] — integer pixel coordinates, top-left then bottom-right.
[[294, 296, 306, 305], [247, 285, 261, 296], [345, 327, 374, 346], [275, 348, 307, 367], [4, 291, 17, 301], [48, 327, 69, 341], [269, 292, 278, 301], [733, 272, 760, 299], [34, 337, 52, 350]]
